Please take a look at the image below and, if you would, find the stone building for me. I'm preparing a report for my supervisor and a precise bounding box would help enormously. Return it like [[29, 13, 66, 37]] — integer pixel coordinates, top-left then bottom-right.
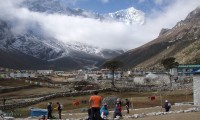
[[170, 64, 200, 80], [193, 67, 200, 106]]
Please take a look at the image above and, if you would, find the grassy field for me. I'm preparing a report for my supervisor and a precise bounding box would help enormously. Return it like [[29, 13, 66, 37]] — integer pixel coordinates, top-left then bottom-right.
[[0, 79, 193, 118], [0, 79, 29, 87], [0, 87, 64, 98], [3, 89, 193, 118]]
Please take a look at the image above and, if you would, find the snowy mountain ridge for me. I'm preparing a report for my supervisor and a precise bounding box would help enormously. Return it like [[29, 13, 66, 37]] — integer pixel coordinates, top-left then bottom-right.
[[0, 0, 144, 70], [107, 7, 145, 25], [22, 0, 145, 25]]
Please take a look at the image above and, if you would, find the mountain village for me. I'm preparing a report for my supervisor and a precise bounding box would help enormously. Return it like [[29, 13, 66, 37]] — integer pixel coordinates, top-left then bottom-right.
[[0, 64, 198, 82], [1, 0, 200, 120]]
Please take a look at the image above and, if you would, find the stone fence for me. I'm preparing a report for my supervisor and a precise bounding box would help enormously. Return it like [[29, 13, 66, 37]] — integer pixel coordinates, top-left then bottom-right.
[[24, 80, 62, 88], [0, 82, 193, 110], [124, 107, 200, 119], [116, 83, 193, 92], [0, 88, 112, 110], [0, 79, 63, 94], [0, 85, 37, 94]]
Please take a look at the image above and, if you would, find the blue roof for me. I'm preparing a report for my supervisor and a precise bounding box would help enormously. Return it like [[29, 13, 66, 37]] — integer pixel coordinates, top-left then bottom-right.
[[191, 67, 200, 74]]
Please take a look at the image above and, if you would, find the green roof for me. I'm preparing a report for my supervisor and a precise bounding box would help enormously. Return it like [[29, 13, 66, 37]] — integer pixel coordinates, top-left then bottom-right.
[[178, 65, 200, 68]]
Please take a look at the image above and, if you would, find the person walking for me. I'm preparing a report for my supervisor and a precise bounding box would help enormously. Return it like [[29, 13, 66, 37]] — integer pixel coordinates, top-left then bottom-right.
[[55, 102, 62, 119], [115, 98, 122, 113], [116, 98, 122, 107], [47, 102, 53, 119], [113, 98, 123, 119], [113, 104, 122, 119], [2, 98, 6, 106], [89, 91, 102, 120], [164, 100, 171, 112], [125, 99, 130, 114]]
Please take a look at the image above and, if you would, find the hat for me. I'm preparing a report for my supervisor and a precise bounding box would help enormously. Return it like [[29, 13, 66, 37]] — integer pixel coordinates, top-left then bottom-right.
[[165, 100, 168, 102]]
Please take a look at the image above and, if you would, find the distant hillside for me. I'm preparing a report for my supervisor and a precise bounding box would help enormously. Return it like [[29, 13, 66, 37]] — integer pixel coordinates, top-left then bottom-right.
[[0, 49, 82, 70], [115, 7, 200, 69], [175, 40, 200, 64]]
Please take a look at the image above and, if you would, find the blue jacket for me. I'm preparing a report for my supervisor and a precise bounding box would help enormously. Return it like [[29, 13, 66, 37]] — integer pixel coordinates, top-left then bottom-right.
[[100, 105, 109, 116]]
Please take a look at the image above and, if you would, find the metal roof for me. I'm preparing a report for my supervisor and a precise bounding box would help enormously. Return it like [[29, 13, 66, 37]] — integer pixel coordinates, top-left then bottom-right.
[[178, 65, 200, 68], [191, 67, 200, 74]]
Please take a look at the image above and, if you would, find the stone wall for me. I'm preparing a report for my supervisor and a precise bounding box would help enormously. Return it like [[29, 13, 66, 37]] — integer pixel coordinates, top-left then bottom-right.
[[0, 88, 111, 110], [193, 76, 200, 106], [0, 80, 194, 110], [117, 83, 192, 92]]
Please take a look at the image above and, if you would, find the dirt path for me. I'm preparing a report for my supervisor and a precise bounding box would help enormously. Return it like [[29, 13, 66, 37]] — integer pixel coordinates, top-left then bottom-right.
[[136, 112, 200, 120], [53, 105, 199, 120]]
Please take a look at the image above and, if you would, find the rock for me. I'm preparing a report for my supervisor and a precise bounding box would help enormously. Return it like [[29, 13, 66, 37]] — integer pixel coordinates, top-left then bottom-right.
[[188, 107, 200, 112], [155, 112, 163, 116], [175, 110, 184, 113], [4, 116, 14, 120], [184, 110, 191, 113], [132, 114, 139, 118], [168, 111, 174, 114], [139, 113, 145, 117], [114, 116, 120, 120]]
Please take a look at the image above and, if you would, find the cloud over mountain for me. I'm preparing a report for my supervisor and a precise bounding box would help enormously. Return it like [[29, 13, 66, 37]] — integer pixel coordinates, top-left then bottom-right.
[[0, 0, 200, 50]]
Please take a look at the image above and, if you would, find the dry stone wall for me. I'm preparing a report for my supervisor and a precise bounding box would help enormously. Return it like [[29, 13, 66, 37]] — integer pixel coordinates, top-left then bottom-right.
[[193, 76, 200, 106], [0, 88, 111, 110]]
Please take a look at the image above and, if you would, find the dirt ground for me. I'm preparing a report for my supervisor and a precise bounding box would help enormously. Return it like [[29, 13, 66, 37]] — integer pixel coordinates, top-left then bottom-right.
[[136, 112, 200, 120], [1, 80, 194, 120], [31, 105, 199, 120], [5, 89, 193, 118]]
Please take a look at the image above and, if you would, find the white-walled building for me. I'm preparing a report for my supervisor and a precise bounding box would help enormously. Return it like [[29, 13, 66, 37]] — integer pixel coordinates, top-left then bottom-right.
[[10, 71, 36, 78], [84, 73, 100, 80], [0, 72, 9, 78], [133, 70, 145, 75], [37, 70, 53, 75], [54, 71, 65, 75], [102, 71, 121, 79]]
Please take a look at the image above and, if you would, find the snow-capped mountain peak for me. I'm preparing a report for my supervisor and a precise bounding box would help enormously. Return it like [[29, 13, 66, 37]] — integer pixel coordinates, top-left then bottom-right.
[[107, 7, 145, 25], [23, 0, 145, 25], [65, 41, 102, 55]]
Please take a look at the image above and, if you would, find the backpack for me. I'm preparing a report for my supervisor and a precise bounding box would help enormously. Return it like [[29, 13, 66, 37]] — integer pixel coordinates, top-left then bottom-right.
[[60, 104, 63, 110], [168, 103, 171, 108]]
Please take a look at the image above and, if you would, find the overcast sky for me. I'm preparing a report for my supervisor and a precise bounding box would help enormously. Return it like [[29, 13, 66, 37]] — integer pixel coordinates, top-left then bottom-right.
[[0, 0, 200, 50]]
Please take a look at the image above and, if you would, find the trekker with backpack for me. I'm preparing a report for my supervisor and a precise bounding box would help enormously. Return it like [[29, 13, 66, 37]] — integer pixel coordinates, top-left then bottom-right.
[[47, 102, 53, 119], [55, 102, 63, 119], [125, 99, 130, 114], [164, 100, 171, 112]]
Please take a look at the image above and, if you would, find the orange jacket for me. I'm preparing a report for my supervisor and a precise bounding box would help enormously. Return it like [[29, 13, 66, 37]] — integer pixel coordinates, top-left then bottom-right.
[[89, 95, 102, 108]]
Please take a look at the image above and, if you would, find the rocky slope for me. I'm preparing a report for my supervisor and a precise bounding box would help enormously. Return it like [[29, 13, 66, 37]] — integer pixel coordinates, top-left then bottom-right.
[[115, 7, 200, 69]]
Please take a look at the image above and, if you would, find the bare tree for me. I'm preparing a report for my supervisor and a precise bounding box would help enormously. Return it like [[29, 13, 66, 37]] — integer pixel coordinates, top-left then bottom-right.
[[103, 60, 123, 88]]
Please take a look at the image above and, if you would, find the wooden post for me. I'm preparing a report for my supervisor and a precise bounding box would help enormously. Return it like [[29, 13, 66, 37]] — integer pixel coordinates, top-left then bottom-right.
[[159, 90, 163, 112], [131, 97, 133, 111]]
